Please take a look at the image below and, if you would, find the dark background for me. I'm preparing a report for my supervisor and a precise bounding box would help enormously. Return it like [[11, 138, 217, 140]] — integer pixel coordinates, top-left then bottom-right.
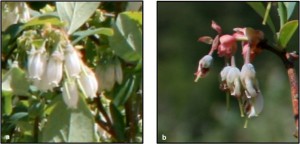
[[157, 2, 299, 142]]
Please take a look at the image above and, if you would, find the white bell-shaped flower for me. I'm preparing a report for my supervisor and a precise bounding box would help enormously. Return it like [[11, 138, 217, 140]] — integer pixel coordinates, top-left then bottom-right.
[[62, 80, 79, 109], [64, 44, 82, 78], [226, 67, 242, 97], [44, 50, 64, 88], [28, 44, 46, 80], [240, 63, 259, 98], [80, 66, 98, 98]]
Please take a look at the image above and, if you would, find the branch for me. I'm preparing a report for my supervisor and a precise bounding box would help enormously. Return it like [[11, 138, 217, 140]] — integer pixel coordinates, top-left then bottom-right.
[[258, 40, 299, 138]]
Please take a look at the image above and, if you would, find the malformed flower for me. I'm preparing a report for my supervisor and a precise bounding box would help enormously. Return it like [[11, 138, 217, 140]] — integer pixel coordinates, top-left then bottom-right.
[[245, 92, 264, 118], [44, 50, 64, 87], [194, 55, 213, 82], [240, 63, 259, 98], [64, 44, 82, 78], [62, 80, 79, 109], [226, 67, 241, 97], [80, 66, 98, 98]]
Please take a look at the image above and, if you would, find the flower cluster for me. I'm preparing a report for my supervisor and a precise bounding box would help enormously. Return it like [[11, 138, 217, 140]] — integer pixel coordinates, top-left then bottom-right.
[[195, 21, 265, 121], [25, 34, 98, 109]]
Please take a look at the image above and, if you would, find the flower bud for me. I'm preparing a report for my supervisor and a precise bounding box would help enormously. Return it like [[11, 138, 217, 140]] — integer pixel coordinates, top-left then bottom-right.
[[194, 55, 213, 82], [62, 80, 79, 109], [226, 67, 241, 97], [96, 60, 115, 92], [80, 66, 98, 98], [64, 44, 82, 78], [240, 63, 259, 98]]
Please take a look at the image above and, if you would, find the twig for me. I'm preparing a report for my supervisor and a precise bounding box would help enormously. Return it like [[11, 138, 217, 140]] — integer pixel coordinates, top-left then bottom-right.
[[94, 95, 117, 139], [33, 116, 39, 142], [258, 40, 299, 138]]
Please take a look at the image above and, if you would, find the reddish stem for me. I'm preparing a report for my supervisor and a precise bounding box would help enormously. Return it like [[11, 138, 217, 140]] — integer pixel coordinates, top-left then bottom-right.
[[259, 40, 299, 137]]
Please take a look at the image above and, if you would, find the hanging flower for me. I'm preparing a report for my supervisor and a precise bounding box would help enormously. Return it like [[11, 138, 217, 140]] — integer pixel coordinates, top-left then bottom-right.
[[64, 43, 82, 78], [194, 55, 213, 82], [220, 66, 231, 91], [245, 92, 264, 118], [226, 67, 241, 97], [240, 63, 259, 98], [44, 50, 64, 88], [80, 66, 98, 98], [62, 80, 79, 109], [27, 43, 47, 80]]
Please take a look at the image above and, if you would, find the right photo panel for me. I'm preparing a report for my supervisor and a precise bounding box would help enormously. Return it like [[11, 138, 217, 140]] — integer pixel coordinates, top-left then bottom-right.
[[157, 2, 299, 143]]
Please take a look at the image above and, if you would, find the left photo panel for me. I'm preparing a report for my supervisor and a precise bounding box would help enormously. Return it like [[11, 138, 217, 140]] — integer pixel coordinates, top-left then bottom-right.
[[1, 2, 142, 143]]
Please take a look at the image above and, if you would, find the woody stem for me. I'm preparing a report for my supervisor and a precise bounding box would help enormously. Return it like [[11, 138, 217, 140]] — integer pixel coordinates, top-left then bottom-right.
[[258, 40, 299, 138]]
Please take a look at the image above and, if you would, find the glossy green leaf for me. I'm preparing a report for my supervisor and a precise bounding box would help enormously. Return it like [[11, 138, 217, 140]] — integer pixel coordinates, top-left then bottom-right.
[[23, 14, 64, 28], [278, 20, 298, 49], [113, 75, 136, 106], [2, 23, 24, 54], [109, 103, 125, 141], [41, 95, 96, 142], [72, 28, 113, 44], [10, 112, 28, 124], [56, 2, 100, 34], [247, 2, 276, 33], [110, 12, 142, 62], [277, 2, 287, 28], [284, 2, 297, 20]]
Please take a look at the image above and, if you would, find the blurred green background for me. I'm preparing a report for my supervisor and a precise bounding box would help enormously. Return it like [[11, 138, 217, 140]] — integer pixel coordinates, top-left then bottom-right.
[[157, 2, 299, 142]]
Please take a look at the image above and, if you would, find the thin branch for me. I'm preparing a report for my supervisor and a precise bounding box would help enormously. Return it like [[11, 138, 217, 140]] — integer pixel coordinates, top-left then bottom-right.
[[94, 95, 117, 139]]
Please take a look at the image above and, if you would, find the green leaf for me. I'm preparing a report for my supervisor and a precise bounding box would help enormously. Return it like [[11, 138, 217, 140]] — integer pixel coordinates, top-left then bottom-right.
[[278, 20, 298, 49], [10, 65, 30, 96], [41, 95, 96, 142], [23, 14, 65, 28], [2, 62, 29, 96], [277, 2, 287, 28], [2, 23, 24, 54], [56, 2, 101, 34], [3, 91, 13, 115], [72, 28, 113, 44], [110, 12, 142, 62], [10, 112, 28, 124], [113, 75, 136, 106], [284, 2, 297, 20], [109, 103, 125, 141], [247, 2, 276, 33]]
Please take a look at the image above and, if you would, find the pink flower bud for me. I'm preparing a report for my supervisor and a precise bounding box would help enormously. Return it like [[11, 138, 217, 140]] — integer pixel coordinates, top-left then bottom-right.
[[194, 55, 213, 82], [218, 35, 237, 57], [211, 20, 222, 34]]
